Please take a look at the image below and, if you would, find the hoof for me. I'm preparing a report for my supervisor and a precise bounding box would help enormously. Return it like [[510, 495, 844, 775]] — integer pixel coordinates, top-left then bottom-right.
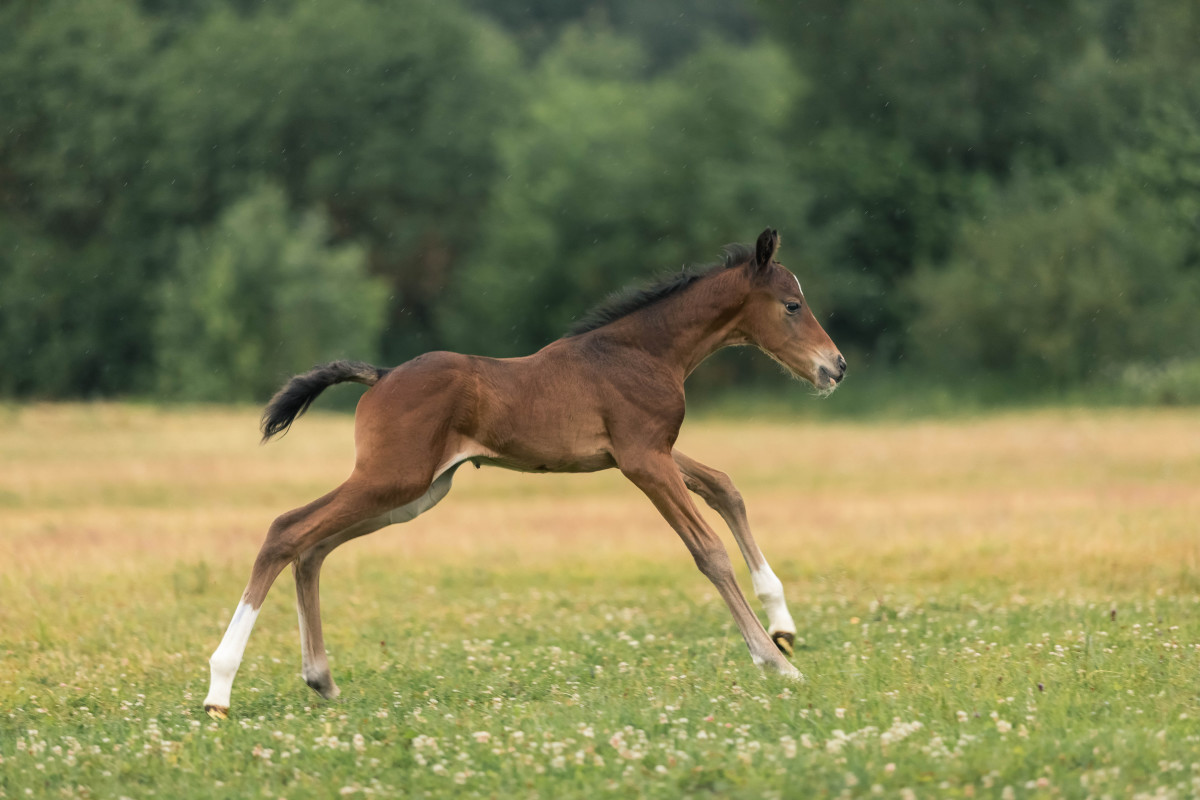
[[305, 674, 341, 700], [764, 659, 804, 682], [204, 704, 229, 720], [771, 631, 795, 658]]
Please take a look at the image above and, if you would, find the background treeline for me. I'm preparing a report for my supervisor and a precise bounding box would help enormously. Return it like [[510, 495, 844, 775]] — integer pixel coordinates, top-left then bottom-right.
[[2, 0, 1198, 403]]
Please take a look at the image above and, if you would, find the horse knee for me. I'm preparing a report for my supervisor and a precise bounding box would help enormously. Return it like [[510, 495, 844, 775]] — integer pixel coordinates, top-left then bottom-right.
[[685, 468, 745, 516], [708, 470, 746, 514], [692, 540, 734, 582]]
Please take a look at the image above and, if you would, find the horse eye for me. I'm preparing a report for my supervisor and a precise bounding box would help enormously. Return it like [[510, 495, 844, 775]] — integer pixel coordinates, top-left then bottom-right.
[[784, 301, 801, 314]]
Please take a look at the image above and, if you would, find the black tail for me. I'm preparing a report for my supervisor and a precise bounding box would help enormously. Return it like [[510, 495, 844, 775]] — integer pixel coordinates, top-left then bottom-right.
[[260, 360, 390, 442]]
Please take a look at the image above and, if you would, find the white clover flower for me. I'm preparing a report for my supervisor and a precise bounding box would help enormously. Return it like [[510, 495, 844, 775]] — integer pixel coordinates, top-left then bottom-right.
[[780, 735, 797, 759]]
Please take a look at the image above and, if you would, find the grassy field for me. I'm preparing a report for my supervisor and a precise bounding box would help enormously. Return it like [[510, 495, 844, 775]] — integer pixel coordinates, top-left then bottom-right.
[[1, 403, 1198, 799]]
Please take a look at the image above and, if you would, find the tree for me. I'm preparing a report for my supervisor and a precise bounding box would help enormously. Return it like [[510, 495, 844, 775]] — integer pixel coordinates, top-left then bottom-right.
[[755, 0, 1115, 359], [148, 0, 522, 364], [0, 0, 164, 395], [440, 28, 811, 367], [908, 179, 1199, 383], [155, 184, 387, 401]]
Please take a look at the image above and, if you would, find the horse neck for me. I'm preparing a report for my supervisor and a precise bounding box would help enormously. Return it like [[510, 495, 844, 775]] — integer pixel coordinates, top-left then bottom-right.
[[603, 267, 751, 380]]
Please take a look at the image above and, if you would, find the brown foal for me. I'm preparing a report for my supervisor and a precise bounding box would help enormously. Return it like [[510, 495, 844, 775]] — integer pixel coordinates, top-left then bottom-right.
[[203, 228, 846, 718]]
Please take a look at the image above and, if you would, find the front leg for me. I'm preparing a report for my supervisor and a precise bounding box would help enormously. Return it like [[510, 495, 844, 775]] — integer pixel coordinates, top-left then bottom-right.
[[673, 450, 798, 656], [619, 450, 800, 678]]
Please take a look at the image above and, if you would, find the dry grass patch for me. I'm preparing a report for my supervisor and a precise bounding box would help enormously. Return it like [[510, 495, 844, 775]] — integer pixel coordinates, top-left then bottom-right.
[[2, 403, 1195, 592]]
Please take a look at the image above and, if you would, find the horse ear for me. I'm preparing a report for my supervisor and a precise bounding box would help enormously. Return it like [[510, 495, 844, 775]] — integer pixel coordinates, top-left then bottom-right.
[[754, 228, 780, 270]]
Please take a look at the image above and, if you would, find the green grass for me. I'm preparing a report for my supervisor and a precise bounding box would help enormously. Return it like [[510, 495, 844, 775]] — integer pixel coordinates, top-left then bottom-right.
[[2, 405, 1199, 798], [5, 567, 1199, 798]]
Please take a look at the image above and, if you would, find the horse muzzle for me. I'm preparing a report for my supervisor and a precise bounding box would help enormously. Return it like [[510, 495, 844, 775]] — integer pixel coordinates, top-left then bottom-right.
[[817, 354, 847, 390]]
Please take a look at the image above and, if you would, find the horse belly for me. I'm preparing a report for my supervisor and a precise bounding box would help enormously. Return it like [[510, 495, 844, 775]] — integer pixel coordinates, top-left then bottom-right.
[[480, 426, 616, 473], [477, 450, 615, 474], [471, 413, 615, 474]]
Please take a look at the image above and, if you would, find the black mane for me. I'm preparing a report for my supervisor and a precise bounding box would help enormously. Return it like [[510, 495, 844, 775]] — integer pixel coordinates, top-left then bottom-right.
[[565, 243, 754, 337]]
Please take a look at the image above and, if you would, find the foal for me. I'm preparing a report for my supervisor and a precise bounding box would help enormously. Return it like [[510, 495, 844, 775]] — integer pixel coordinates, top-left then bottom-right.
[[203, 228, 845, 718]]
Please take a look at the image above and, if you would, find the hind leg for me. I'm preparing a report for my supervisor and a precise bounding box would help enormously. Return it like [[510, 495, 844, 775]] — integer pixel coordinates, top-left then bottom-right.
[[294, 464, 462, 699], [292, 515, 390, 701], [202, 475, 415, 718]]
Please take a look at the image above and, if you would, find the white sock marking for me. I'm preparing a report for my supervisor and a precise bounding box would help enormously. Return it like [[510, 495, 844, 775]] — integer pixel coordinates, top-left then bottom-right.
[[203, 601, 260, 710], [751, 564, 796, 636]]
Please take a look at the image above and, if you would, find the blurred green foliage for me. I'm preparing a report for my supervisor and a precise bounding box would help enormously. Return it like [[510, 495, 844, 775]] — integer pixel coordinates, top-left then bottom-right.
[[910, 178, 1198, 383], [156, 183, 386, 400], [0, 0, 1197, 402], [441, 32, 805, 355]]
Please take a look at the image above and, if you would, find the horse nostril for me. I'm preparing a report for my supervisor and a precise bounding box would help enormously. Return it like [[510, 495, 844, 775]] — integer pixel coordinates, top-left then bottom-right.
[[835, 354, 847, 375]]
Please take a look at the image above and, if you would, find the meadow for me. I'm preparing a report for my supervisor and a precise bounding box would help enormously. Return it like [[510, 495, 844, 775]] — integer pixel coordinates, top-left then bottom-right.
[[1, 403, 1198, 799]]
